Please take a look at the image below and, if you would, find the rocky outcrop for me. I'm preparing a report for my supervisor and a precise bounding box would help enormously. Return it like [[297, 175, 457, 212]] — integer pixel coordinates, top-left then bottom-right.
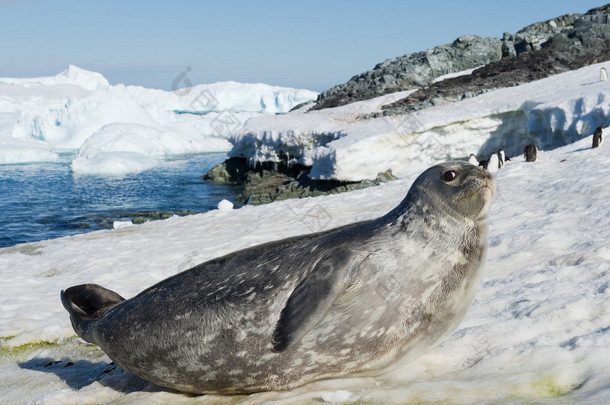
[[203, 157, 248, 184], [311, 5, 610, 111], [310, 35, 503, 111], [501, 12, 578, 58], [374, 5, 610, 116], [203, 157, 397, 205]]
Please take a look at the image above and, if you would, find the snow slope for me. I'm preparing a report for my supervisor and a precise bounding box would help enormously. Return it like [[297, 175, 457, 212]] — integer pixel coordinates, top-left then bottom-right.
[[0, 66, 318, 174], [231, 62, 610, 181], [0, 134, 608, 404]]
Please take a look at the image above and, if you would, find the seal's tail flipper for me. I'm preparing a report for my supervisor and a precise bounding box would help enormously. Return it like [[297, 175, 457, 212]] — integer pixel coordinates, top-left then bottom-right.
[[60, 284, 125, 343]]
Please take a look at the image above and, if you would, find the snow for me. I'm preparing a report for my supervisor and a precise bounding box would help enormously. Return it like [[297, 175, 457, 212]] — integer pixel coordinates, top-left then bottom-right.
[[0, 66, 318, 174], [112, 221, 134, 230], [320, 389, 353, 402], [431, 66, 482, 83], [217, 199, 234, 211], [231, 62, 610, 181], [0, 132, 609, 404]]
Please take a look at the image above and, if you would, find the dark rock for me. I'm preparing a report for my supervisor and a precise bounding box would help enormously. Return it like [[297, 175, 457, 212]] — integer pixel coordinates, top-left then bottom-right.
[[202, 156, 248, 183], [288, 100, 315, 113], [374, 5, 610, 116], [126, 210, 202, 225], [203, 157, 398, 206], [309, 35, 503, 111], [242, 167, 398, 206], [310, 5, 608, 112]]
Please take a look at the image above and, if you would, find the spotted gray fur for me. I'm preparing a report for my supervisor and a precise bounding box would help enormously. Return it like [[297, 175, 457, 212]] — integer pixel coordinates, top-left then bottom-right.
[[61, 161, 495, 394]]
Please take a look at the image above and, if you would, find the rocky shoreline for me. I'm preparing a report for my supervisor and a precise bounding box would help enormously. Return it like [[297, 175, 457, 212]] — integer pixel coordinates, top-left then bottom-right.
[[203, 157, 397, 205]]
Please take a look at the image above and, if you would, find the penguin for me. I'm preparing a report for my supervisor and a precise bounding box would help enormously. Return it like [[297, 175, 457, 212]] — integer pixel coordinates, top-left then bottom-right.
[[524, 144, 537, 162], [496, 149, 506, 168], [485, 153, 500, 174], [593, 125, 604, 148], [468, 153, 479, 166], [601, 67, 608, 82]]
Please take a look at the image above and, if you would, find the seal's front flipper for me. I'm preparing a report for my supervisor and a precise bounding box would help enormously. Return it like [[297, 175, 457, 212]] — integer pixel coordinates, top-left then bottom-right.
[[61, 284, 125, 343], [271, 253, 360, 352]]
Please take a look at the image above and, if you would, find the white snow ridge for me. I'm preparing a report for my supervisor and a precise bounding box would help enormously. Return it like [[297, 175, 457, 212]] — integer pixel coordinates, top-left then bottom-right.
[[0, 63, 609, 404]]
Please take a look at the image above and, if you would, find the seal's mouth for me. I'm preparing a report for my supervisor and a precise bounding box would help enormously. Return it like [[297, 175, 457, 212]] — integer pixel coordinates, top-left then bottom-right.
[[479, 183, 496, 197], [475, 172, 496, 197], [451, 175, 495, 220], [455, 178, 495, 202]]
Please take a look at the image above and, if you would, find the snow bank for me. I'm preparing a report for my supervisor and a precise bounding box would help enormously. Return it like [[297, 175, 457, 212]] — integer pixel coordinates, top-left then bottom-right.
[[232, 62, 610, 181], [0, 135, 608, 404], [0, 66, 317, 174]]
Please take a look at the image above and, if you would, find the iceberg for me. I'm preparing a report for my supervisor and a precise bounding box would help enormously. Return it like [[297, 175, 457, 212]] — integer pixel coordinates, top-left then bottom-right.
[[0, 65, 110, 91], [0, 66, 318, 174], [70, 122, 230, 175]]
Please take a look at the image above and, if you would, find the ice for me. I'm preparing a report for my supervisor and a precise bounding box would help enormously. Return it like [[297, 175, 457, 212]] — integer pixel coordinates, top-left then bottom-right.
[[431, 66, 482, 83], [217, 199, 234, 211], [0, 65, 110, 91], [113, 221, 134, 230], [12, 87, 162, 150], [0, 66, 317, 173], [70, 122, 228, 175], [0, 136, 58, 164], [232, 62, 610, 181]]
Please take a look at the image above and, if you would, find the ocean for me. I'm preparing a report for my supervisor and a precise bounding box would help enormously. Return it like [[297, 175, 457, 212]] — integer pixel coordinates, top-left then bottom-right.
[[0, 152, 241, 248]]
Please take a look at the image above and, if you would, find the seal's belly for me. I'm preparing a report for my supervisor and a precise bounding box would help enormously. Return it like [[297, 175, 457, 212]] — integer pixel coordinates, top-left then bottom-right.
[[105, 268, 481, 394]]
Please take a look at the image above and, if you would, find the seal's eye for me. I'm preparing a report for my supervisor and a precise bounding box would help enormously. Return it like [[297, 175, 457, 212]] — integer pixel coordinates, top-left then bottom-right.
[[442, 170, 457, 182]]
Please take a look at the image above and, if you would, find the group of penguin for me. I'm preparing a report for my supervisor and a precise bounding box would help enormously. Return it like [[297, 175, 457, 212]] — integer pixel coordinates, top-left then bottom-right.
[[468, 148, 508, 174], [468, 124, 604, 173], [463, 66, 607, 172]]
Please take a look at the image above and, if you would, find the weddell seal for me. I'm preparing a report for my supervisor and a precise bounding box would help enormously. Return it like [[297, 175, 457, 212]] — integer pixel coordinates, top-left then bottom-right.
[[61, 161, 495, 395]]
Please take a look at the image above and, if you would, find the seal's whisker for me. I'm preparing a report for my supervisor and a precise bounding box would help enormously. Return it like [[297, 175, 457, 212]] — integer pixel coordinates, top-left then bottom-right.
[[493, 183, 507, 203]]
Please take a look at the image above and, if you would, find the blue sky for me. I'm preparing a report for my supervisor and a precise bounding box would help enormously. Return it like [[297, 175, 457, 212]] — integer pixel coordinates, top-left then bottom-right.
[[0, 0, 605, 91]]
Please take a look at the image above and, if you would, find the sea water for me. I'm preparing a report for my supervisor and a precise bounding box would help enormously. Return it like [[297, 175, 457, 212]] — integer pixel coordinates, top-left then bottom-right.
[[0, 152, 241, 248]]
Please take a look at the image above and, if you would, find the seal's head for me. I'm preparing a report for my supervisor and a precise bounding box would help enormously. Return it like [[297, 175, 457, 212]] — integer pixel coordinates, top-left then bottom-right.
[[405, 161, 496, 222]]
